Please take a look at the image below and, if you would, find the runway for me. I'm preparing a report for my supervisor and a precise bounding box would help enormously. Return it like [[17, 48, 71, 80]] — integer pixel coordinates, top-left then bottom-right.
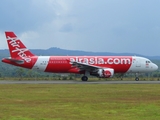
[[0, 80, 160, 84]]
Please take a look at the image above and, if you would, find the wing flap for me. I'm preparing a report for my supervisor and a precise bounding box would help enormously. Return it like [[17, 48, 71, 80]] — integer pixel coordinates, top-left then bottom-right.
[[71, 61, 101, 72]]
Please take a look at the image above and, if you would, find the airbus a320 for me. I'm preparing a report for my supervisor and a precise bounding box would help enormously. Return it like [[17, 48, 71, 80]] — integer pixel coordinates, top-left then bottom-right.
[[2, 32, 158, 81]]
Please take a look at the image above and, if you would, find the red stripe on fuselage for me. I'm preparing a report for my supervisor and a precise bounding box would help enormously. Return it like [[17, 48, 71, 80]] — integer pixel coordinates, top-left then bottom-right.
[[45, 56, 133, 73], [45, 56, 72, 73]]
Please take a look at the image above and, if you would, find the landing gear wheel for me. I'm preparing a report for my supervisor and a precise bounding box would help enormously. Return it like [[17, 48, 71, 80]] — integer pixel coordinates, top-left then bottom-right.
[[81, 76, 88, 81], [135, 77, 139, 81]]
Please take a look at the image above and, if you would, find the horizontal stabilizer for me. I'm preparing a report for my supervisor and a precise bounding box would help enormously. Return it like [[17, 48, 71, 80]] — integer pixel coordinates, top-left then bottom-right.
[[4, 57, 24, 64]]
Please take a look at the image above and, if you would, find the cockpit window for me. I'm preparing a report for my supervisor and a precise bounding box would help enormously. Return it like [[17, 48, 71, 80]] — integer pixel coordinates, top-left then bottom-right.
[[146, 61, 151, 63]]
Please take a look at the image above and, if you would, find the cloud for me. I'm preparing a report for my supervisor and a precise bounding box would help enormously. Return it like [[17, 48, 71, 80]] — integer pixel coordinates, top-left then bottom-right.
[[0, 0, 160, 56], [0, 32, 7, 49], [59, 23, 73, 32]]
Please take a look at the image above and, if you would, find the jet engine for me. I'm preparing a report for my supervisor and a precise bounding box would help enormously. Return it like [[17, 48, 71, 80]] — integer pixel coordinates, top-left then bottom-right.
[[97, 68, 114, 78]]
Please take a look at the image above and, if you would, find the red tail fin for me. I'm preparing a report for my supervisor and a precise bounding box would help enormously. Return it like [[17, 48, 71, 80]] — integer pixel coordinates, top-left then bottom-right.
[[5, 32, 35, 62]]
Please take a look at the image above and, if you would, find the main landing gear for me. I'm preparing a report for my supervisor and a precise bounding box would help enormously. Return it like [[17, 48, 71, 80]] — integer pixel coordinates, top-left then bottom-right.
[[81, 71, 89, 81], [81, 76, 88, 81]]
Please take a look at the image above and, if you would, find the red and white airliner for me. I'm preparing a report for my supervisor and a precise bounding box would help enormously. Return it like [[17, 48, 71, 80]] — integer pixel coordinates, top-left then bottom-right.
[[2, 32, 158, 81]]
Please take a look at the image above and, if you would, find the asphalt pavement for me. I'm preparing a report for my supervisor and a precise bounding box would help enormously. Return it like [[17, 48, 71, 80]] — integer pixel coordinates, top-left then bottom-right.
[[0, 80, 160, 84]]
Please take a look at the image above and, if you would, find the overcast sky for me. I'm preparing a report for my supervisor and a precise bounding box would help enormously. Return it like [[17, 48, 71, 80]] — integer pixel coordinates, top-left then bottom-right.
[[0, 0, 160, 56]]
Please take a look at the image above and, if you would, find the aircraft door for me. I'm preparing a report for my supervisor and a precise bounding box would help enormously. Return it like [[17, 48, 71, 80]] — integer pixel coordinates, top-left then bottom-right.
[[136, 58, 141, 67]]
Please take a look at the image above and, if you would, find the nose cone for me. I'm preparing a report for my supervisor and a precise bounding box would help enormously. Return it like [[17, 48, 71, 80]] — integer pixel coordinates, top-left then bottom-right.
[[153, 63, 158, 71]]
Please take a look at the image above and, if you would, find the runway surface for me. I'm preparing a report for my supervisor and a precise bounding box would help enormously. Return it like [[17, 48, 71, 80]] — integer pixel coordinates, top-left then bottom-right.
[[0, 80, 160, 84]]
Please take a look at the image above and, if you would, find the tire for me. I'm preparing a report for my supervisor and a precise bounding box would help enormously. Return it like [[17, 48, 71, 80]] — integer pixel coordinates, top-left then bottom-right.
[[135, 77, 139, 81], [81, 76, 88, 81]]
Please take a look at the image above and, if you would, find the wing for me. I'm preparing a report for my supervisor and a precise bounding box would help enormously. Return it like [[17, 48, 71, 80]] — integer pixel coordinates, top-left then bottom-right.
[[71, 61, 101, 72]]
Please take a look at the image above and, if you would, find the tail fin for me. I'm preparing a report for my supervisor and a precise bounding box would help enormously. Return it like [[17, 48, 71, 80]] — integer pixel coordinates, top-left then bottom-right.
[[5, 31, 35, 62]]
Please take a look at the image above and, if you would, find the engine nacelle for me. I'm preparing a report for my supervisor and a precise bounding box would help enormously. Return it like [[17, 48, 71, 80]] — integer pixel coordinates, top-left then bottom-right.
[[97, 68, 114, 78]]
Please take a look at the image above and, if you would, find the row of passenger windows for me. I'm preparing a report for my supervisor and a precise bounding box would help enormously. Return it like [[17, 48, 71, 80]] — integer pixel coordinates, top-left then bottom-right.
[[40, 60, 152, 64], [41, 61, 67, 64], [50, 61, 67, 64]]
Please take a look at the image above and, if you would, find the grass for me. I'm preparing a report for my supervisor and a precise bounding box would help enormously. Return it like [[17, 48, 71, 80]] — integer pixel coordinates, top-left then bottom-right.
[[0, 84, 160, 120]]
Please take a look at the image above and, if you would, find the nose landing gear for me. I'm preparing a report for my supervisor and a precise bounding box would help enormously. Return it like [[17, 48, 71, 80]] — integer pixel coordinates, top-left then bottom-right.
[[135, 77, 139, 81], [135, 73, 139, 81]]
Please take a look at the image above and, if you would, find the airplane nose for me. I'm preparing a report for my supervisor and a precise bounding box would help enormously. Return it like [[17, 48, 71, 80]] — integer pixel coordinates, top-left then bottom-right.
[[153, 64, 158, 71]]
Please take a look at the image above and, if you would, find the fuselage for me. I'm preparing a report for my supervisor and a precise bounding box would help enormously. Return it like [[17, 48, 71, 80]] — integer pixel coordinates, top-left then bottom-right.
[[2, 56, 158, 74]]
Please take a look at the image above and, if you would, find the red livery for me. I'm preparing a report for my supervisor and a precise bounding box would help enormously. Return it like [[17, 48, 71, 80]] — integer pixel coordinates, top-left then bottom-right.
[[2, 32, 158, 81]]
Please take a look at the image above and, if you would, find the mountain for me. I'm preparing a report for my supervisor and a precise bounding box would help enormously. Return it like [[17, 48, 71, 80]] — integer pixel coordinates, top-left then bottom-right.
[[0, 47, 160, 60]]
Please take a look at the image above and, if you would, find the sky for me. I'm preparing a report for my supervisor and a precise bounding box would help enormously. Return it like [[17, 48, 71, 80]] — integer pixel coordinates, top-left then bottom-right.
[[0, 0, 160, 56]]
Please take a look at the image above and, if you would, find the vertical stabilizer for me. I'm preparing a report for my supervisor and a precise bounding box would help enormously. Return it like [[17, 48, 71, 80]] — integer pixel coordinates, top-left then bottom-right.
[[5, 32, 35, 63]]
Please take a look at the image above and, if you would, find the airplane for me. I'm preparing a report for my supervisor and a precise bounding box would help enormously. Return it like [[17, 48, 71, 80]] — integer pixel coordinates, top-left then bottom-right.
[[1, 31, 158, 81]]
